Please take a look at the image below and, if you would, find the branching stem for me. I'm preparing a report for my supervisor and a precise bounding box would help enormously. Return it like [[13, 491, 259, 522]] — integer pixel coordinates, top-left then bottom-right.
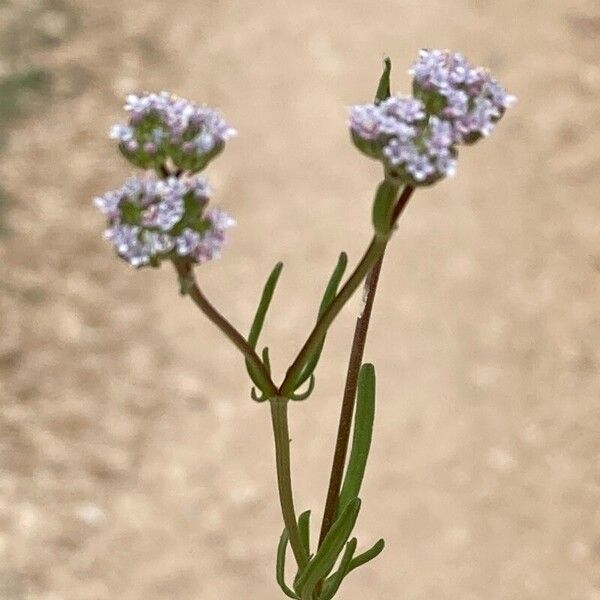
[[172, 259, 278, 397], [317, 185, 414, 548]]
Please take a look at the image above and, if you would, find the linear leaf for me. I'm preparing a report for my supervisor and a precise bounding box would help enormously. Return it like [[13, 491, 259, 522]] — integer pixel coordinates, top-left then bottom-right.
[[294, 498, 361, 600], [248, 262, 283, 348], [337, 363, 376, 514], [372, 180, 398, 238], [346, 538, 385, 575], [375, 57, 392, 104], [262, 346, 271, 374], [245, 262, 283, 389], [294, 252, 347, 389], [298, 510, 311, 557], [276, 528, 300, 599], [320, 538, 358, 600]]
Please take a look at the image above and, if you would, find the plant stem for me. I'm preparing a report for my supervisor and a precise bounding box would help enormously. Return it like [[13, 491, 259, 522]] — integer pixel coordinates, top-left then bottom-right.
[[172, 259, 278, 397], [317, 185, 414, 548], [279, 236, 387, 397], [270, 398, 309, 569]]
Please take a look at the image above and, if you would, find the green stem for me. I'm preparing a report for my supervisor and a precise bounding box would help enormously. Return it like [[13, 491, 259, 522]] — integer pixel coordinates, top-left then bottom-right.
[[270, 398, 309, 569], [172, 259, 278, 397], [279, 235, 387, 396]]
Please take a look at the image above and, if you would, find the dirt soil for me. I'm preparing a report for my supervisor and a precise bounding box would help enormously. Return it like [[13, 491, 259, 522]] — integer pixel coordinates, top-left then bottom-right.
[[1, 1, 599, 599]]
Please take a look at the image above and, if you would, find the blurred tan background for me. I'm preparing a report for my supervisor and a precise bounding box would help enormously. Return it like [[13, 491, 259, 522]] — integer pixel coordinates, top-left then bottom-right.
[[1, 0, 599, 598]]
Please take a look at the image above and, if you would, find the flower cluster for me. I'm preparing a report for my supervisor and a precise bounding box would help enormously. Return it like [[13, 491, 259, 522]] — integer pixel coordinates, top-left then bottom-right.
[[94, 173, 235, 268], [349, 49, 515, 186], [110, 92, 237, 172], [410, 49, 516, 144]]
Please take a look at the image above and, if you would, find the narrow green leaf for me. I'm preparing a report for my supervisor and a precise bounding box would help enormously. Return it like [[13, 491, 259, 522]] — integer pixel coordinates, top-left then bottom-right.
[[246, 362, 266, 392], [262, 346, 271, 374], [294, 252, 348, 389], [372, 180, 399, 238], [248, 262, 283, 348], [320, 538, 358, 600], [290, 375, 315, 401], [337, 364, 376, 514], [346, 538, 385, 575], [294, 498, 361, 600], [317, 252, 348, 319], [298, 510, 311, 556], [293, 562, 307, 594], [374, 57, 392, 104], [276, 529, 300, 599], [245, 262, 283, 389]]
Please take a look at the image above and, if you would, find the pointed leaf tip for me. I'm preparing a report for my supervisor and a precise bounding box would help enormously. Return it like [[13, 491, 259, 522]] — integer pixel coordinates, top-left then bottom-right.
[[245, 262, 283, 392], [295, 498, 362, 599], [248, 262, 284, 349], [375, 57, 392, 104], [276, 529, 300, 599], [292, 251, 348, 392], [320, 538, 358, 600], [298, 510, 311, 557], [346, 538, 385, 575]]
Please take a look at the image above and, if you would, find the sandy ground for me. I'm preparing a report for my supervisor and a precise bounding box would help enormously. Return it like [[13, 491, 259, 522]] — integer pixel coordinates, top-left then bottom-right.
[[1, 0, 599, 598]]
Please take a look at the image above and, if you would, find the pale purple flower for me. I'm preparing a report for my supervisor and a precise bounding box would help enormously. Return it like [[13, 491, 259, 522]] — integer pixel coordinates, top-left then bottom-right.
[[349, 95, 425, 143], [378, 96, 425, 124], [192, 131, 216, 153], [406, 153, 436, 183], [93, 190, 123, 218], [435, 153, 457, 178], [349, 104, 385, 141], [441, 89, 469, 119], [110, 123, 134, 142], [196, 230, 225, 262], [158, 176, 189, 200], [175, 228, 202, 257], [410, 49, 516, 143], [104, 224, 151, 268], [174, 210, 234, 264], [411, 49, 471, 93], [351, 49, 513, 184], [383, 140, 436, 183], [94, 173, 234, 267], [142, 194, 185, 231], [113, 92, 236, 171], [382, 116, 457, 185], [383, 138, 414, 167], [206, 207, 236, 231], [190, 177, 212, 200], [426, 117, 454, 157], [453, 97, 497, 141], [143, 231, 176, 255], [121, 92, 236, 144]]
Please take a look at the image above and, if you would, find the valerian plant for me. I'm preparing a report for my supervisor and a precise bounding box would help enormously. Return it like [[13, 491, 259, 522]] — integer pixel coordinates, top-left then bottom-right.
[[94, 50, 515, 599]]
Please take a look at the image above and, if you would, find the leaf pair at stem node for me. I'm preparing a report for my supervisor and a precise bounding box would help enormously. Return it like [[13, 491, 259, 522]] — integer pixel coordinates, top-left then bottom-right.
[[246, 252, 348, 403]]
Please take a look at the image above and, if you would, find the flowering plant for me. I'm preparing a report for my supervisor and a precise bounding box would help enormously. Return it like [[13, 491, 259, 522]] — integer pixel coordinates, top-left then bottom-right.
[[94, 50, 514, 599]]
